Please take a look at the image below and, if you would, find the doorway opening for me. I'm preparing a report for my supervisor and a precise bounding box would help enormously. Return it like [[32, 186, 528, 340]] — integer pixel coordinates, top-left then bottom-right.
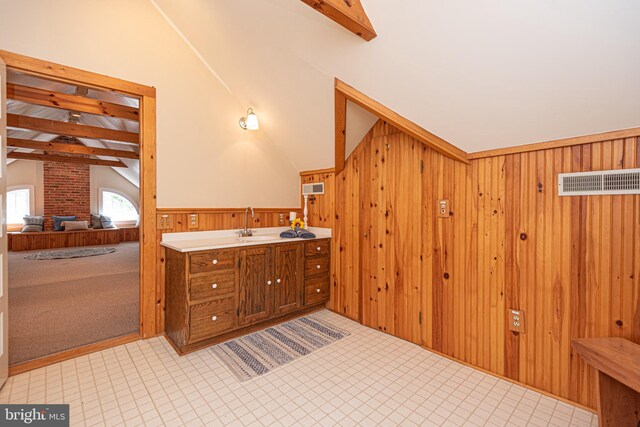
[[0, 51, 157, 375]]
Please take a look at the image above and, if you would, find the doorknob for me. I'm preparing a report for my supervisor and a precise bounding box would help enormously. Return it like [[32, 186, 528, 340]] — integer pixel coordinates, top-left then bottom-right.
[[276, 279, 281, 284], [267, 280, 272, 285]]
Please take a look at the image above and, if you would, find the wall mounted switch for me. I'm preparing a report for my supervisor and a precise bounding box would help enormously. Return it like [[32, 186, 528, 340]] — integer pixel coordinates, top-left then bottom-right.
[[508, 309, 525, 333], [278, 213, 286, 226], [157, 214, 174, 230], [188, 214, 199, 229], [438, 199, 450, 218]]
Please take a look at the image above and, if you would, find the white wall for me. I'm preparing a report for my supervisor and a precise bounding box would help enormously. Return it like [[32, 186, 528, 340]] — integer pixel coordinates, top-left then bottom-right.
[[7, 160, 44, 215], [6, 160, 142, 217], [0, 0, 300, 208], [90, 166, 140, 215], [151, 0, 640, 169]]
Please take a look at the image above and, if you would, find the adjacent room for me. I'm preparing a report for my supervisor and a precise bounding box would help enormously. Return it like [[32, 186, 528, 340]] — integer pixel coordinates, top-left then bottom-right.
[[5, 70, 141, 366], [0, 1, 639, 427]]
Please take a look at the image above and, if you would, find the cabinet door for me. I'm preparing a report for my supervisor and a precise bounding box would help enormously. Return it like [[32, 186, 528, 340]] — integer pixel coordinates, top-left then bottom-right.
[[274, 243, 302, 315], [238, 247, 272, 325]]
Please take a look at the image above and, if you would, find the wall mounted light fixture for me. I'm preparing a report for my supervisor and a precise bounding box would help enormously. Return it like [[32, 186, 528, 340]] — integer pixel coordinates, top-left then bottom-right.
[[239, 107, 259, 130]]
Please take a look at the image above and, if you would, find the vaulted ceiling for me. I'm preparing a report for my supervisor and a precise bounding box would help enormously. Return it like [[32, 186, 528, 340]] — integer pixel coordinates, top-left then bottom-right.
[[6, 71, 141, 188], [152, 0, 640, 171]]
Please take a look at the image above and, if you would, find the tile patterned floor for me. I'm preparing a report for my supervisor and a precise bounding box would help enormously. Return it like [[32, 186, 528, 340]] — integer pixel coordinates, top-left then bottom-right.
[[0, 310, 598, 426]]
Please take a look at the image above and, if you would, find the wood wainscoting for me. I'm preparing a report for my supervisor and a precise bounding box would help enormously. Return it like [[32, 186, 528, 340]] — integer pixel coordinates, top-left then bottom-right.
[[155, 208, 301, 335], [318, 119, 640, 410]]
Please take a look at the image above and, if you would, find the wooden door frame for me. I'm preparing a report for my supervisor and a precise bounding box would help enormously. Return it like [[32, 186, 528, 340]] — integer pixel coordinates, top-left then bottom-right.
[[0, 50, 157, 375], [333, 78, 469, 174]]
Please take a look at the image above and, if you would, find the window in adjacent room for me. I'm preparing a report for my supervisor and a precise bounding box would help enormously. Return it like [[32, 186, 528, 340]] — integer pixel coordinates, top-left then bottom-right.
[[99, 188, 139, 226], [7, 185, 34, 230]]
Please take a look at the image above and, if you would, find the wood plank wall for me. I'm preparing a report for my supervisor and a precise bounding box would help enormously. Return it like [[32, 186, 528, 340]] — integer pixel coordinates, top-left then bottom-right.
[[325, 119, 640, 409], [155, 208, 300, 334]]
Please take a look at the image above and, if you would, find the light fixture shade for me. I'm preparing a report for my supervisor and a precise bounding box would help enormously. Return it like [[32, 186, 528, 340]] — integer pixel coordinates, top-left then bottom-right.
[[245, 110, 259, 130], [239, 107, 259, 130]]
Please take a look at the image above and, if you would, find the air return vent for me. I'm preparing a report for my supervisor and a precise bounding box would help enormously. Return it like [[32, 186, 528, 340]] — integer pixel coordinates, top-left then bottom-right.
[[558, 169, 640, 196], [302, 182, 325, 195]]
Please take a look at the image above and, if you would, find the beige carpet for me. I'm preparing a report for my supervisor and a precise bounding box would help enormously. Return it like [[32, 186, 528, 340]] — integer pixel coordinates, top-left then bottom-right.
[[9, 242, 140, 365]]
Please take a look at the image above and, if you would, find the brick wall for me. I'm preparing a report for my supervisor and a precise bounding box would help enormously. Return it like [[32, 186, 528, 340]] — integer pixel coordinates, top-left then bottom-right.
[[43, 160, 90, 230]]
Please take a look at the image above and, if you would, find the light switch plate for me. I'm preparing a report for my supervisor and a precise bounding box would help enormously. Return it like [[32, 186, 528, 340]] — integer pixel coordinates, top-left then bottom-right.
[[157, 214, 174, 230], [508, 309, 525, 333], [438, 199, 450, 218], [188, 213, 199, 229]]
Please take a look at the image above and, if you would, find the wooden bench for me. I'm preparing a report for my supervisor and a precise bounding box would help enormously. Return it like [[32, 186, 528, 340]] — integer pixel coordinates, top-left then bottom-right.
[[8, 227, 139, 251], [573, 337, 640, 427]]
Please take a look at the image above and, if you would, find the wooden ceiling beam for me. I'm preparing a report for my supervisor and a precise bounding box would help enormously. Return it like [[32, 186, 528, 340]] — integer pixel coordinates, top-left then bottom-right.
[[8, 137, 139, 160], [335, 79, 469, 166], [300, 0, 376, 41], [7, 114, 139, 144], [8, 151, 127, 167], [7, 83, 139, 121]]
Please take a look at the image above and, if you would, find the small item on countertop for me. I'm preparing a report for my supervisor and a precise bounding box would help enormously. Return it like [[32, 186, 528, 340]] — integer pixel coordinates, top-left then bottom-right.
[[279, 229, 297, 238], [295, 227, 316, 239], [290, 218, 305, 229]]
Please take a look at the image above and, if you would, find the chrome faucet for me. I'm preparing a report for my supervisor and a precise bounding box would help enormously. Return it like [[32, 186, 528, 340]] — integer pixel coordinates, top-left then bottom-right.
[[239, 207, 254, 237]]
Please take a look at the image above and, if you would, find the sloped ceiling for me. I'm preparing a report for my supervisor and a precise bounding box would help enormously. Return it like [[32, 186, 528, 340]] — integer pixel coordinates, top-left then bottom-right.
[[152, 0, 640, 170], [7, 72, 141, 188]]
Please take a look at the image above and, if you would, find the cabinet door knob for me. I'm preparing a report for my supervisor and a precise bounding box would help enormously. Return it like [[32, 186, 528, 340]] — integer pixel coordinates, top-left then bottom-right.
[[212, 259, 218, 265], [276, 279, 281, 284], [211, 283, 218, 289], [317, 246, 321, 251], [267, 280, 272, 285], [316, 288, 321, 293], [316, 264, 321, 269], [211, 315, 218, 321]]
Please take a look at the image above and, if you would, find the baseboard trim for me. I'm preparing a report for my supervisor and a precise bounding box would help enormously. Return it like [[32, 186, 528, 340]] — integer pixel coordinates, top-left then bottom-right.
[[9, 333, 141, 376]]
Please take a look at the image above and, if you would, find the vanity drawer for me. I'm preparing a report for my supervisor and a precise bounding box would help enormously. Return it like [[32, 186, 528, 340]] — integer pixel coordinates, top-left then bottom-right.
[[189, 296, 235, 343], [305, 255, 329, 277], [189, 271, 236, 302], [305, 240, 330, 257], [305, 275, 330, 306], [190, 250, 236, 274]]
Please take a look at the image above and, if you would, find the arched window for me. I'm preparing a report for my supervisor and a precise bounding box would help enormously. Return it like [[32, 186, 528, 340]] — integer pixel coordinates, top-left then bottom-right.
[[99, 188, 139, 226], [7, 185, 35, 227]]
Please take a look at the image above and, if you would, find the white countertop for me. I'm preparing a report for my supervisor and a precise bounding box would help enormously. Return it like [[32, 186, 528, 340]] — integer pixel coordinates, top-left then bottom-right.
[[161, 226, 332, 253]]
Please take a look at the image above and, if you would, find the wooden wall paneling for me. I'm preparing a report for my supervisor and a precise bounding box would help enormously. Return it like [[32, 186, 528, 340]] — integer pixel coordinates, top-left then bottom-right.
[[329, 111, 640, 409], [300, 171, 335, 229]]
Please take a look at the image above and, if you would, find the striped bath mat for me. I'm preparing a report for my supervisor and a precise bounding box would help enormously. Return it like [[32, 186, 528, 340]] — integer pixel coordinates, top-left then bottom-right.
[[211, 316, 350, 382]]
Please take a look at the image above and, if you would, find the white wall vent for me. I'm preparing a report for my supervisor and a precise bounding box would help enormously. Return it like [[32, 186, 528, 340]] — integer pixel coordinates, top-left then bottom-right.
[[558, 168, 640, 196], [302, 182, 325, 195]]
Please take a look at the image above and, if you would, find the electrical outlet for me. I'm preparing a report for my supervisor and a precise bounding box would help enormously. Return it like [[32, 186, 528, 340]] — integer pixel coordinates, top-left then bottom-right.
[[188, 214, 199, 229], [438, 199, 450, 218], [508, 309, 525, 333]]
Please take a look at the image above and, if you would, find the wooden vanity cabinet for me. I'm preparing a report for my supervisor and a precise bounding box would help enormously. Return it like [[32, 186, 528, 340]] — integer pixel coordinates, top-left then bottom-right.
[[165, 238, 330, 354]]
